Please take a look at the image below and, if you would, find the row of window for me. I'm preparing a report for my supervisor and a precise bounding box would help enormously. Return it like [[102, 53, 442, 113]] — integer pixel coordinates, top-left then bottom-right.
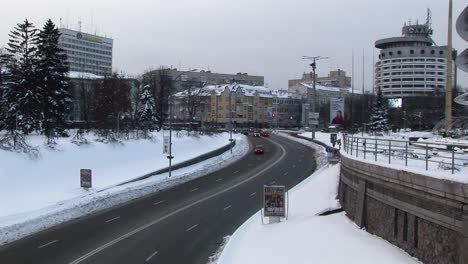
[[68, 56, 112, 67], [377, 65, 445, 71], [383, 90, 442, 95], [378, 71, 445, 77], [62, 37, 112, 51], [380, 49, 444, 58], [380, 84, 445, 89], [64, 49, 111, 62], [379, 78, 445, 83], [61, 43, 112, 56], [378, 58, 445, 65]]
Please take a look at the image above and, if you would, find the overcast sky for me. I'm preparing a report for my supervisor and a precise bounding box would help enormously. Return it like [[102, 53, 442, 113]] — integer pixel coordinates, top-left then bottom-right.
[[1, 0, 466, 90]]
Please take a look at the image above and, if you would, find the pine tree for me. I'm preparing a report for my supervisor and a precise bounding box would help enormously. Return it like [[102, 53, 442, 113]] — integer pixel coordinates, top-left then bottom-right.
[[36, 19, 72, 144], [369, 88, 389, 132], [0, 19, 42, 135], [137, 85, 158, 136]]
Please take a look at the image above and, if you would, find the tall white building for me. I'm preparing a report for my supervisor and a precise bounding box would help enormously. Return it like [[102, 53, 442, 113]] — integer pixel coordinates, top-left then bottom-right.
[[375, 20, 456, 98], [58, 28, 113, 76]]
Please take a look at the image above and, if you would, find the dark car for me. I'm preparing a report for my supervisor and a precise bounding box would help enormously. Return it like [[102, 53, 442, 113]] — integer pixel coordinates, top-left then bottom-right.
[[260, 131, 270, 137], [254, 145, 264, 154], [242, 130, 249, 135]]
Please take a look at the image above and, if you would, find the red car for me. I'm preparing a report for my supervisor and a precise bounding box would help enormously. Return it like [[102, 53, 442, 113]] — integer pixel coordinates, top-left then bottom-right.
[[254, 145, 264, 154], [260, 131, 270, 137]]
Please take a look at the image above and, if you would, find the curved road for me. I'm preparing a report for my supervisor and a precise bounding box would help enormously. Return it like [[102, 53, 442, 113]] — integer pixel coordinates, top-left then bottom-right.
[[0, 134, 317, 264]]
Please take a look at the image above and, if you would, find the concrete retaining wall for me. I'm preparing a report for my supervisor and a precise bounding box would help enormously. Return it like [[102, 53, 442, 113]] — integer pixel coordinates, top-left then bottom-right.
[[340, 155, 468, 264]]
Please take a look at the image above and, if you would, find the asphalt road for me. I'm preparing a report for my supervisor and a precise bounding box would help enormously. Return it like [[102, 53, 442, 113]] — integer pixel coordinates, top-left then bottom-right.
[[0, 134, 317, 264]]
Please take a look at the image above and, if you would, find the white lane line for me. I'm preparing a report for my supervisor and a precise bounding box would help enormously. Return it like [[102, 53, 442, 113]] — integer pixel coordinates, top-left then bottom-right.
[[105, 216, 121, 223], [298, 159, 303, 163], [145, 250, 158, 262], [292, 164, 296, 168], [186, 224, 199, 232], [270, 180, 276, 185], [283, 172, 289, 176], [233, 170, 239, 174], [249, 192, 257, 197], [223, 205, 232, 211], [189, 188, 199, 192], [153, 200, 165, 206], [38, 240, 59, 249], [68, 137, 288, 264], [216, 178, 223, 182]]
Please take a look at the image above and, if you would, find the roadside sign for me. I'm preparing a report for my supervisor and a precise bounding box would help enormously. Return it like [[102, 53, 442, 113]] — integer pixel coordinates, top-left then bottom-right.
[[330, 133, 337, 146], [264, 185, 286, 217], [309, 119, 319, 125], [309, 112, 319, 119], [163, 136, 170, 154], [80, 169, 92, 189]]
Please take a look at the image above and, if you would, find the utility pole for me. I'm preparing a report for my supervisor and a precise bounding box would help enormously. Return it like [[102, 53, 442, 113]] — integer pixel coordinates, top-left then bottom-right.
[[362, 49, 365, 136], [302, 56, 329, 139], [351, 50, 354, 131], [445, 0, 453, 132]]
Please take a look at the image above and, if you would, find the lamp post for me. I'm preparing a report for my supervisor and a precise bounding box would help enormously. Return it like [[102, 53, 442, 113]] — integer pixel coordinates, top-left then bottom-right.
[[229, 84, 237, 154], [167, 69, 197, 177]]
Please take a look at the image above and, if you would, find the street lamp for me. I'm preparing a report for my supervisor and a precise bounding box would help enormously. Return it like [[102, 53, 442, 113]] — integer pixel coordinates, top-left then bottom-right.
[[229, 84, 238, 154], [167, 69, 197, 177]]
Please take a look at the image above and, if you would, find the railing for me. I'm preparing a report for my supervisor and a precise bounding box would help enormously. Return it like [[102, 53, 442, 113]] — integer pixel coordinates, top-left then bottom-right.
[[343, 134, 468, 174]]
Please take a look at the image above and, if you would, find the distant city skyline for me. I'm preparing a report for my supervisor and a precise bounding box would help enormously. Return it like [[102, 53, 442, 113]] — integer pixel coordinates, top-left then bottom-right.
[[1, 0, 466, 90]]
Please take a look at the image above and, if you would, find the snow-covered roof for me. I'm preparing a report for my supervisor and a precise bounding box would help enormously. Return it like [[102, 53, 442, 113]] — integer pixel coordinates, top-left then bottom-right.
[[67, 71, 103, 79], [300, 82, 367, 94]]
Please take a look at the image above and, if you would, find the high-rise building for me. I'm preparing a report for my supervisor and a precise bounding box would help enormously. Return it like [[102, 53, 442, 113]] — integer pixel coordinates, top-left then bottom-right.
[[374, 18, 456, 98], [58, 28, 113, 76]]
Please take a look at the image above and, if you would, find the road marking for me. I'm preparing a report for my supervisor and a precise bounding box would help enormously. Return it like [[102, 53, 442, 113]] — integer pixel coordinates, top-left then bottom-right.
[[270, 180, 276, 185], [145, 250, 158, 262], [223, 205, 232, 211], [153, 200, 165, 206], [283, 172, 289, 176], [233, 170, 239, 174], [249, 192, 257, 197], [105, 216, 121, 223], [189, 188, 199, 192], [38, 240, 59, 249], [298, 159, 302, 163], [186, 224, 199, 232], [292, 164, 296, 168], [216, 178, 223, 182], [68, 137, 287, 264]]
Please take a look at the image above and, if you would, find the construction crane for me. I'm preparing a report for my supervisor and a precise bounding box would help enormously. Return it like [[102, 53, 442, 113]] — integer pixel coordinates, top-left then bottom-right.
[[302, 56, 329, 139]]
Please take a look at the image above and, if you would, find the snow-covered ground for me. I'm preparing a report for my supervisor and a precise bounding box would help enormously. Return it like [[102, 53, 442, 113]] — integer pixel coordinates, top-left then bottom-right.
[[217, 145, 419, 264], [0, 131, 249, 246], [299, 131, 468, 183]]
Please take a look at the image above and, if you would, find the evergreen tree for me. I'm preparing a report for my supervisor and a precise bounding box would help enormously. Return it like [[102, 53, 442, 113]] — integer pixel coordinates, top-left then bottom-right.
[[369, 88, 389, 132], [0, 19, 41, 134], [36, 19, 72, 144], [137, 85, 158, 136]]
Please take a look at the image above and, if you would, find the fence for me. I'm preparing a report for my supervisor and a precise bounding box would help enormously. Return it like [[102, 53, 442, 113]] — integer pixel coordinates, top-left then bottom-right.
[[343, 134, 468, 174]]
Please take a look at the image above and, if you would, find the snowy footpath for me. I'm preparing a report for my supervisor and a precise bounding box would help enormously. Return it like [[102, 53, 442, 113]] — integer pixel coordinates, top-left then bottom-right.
[[0, 131, 249, 246], [216, 133, 419, 264]]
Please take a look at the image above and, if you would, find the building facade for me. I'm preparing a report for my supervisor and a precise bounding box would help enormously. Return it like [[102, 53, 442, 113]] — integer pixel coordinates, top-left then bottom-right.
[[374, 22, 455, 98], [59, 28, 113, 76], [289, 69, 351, 89]]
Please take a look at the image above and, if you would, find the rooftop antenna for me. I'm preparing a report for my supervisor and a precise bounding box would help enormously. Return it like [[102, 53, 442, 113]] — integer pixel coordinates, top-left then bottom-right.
[[78, 19, 82, 32], [426, 8, 432, 28], [59, 18, 62, 28]]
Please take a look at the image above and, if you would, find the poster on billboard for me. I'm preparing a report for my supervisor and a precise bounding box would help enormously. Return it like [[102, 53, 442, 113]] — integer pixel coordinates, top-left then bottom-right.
[[388, 98, 402, 108], [330, 97, 345, 125], [163, 136, 170, 154], [264, 185, 286, 217], [80, 169, 92, 189]]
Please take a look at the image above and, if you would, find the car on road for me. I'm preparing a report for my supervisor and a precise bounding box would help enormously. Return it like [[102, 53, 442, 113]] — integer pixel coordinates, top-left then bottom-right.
[[253, 130, 261, 137], [254, 145, 264, 154], [260, 131, 270, 137]]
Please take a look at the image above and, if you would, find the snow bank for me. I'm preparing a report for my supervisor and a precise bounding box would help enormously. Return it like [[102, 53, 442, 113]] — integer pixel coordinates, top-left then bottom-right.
[[0, 132, 250, 246], [217, 165, 419, 264]]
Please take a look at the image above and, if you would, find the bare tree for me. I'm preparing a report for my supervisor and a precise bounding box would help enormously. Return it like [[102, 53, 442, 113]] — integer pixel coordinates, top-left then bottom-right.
[[180, 80, 207, 132], [142, 67, 173, 129]]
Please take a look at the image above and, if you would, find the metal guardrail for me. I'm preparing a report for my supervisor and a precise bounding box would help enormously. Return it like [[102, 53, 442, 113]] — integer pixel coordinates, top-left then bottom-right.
[[343, 134, 468, 174]]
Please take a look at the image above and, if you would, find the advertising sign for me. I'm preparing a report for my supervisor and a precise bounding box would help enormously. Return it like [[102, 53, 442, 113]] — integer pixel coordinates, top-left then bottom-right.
[[330, 97, 345, 125], [80, 169, 92, 188], [163, 136, 170, 154], [388, 98, 402, 108], [264, 185, 286, 217]]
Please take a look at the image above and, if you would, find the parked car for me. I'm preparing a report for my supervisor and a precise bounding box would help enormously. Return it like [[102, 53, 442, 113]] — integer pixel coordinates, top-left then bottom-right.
[[242, 129, 249, 135], [260, 131, 270, 137], [254, 145, 264, 154]]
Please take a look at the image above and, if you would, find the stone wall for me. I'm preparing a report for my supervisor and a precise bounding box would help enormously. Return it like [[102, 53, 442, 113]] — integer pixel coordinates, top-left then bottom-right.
[[339, 155, 468, 264]]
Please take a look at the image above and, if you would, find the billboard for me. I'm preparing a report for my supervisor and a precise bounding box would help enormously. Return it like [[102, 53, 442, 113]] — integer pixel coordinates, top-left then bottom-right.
[[388, 98, 402, 108], [80, 169, 92, 188], [330, 97, 345, 125], [264, 185, 286, 217]]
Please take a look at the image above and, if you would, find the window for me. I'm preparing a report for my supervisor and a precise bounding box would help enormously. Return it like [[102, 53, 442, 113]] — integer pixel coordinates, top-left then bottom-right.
[[397, 51, 402, 55], [430, 50, 435, 55], [410, 50, 414, 54], [439, 50, 444, 55], [420, 49, 425, 54]]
